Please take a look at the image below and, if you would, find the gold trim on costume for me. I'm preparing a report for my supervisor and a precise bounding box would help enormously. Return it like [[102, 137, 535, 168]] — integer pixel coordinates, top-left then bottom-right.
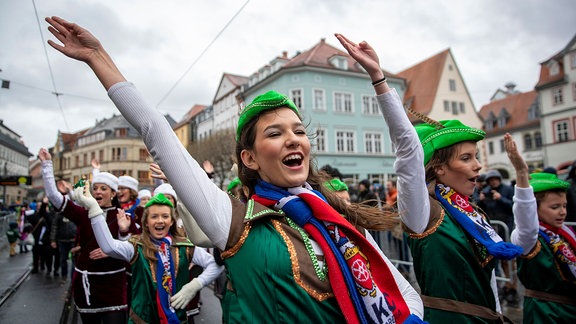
[[409, 209, 445, 239], [521, 240, 541, 260], [221, 223, 252, 259], [271, 219, 333, 302]]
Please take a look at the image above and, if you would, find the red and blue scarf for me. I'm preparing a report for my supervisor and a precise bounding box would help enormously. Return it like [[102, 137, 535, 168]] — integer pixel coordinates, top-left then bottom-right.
[[435, 183, 523, 260], [254, 181, 421, 324], [152, 235, 180, 324], [539, 222, 576, 284]]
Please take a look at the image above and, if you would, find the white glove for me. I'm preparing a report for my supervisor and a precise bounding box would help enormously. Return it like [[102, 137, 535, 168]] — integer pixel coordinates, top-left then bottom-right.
[[170, 278, 202, 309], [73, 181, 103, 218]]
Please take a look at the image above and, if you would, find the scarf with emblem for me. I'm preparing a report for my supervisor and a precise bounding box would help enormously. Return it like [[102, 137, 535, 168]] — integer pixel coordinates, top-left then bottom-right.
[[539, 222, 576, 283], [435, 183, 523, 260], [152, 235, 180, 324], [254, 180, 422, 324]]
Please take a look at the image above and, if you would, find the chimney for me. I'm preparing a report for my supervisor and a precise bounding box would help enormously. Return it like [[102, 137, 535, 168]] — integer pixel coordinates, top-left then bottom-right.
[[504, 82, 517, 94], [282, 51, 288, 59]]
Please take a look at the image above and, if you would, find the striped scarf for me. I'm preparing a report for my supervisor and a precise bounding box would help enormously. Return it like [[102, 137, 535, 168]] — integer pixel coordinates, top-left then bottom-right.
[[435, 183, 523, 260], [152, 235, 180, 324], [254, 180, 415, 324], [539, 223, 576, 283]]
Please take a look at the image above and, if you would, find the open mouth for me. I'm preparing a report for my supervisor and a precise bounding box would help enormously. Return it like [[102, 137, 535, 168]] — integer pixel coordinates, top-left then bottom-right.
[[283, 153, 303, 167]]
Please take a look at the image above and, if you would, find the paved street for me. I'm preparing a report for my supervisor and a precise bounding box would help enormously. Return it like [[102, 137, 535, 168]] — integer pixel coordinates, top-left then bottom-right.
[[0, 246, 522, 323]]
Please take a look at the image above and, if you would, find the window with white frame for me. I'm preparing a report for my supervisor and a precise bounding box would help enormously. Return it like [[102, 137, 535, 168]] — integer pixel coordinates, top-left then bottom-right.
[[362, 95, 379, 115], [524, 134, 533, 150], [555, 120, 570, 142], [291, 89, 303, 109], [336, 130, 355, 153], [315, 128, 327, 152], [334, 92, 353, 113], [451, 101, 458, 115], [534, 132, 542, 148], [552, 87, 563, 105], [449, 79, 456, 92], [313, 89, 325, 111], [549, 61, 560, 76], [364, 132, 383, 154]]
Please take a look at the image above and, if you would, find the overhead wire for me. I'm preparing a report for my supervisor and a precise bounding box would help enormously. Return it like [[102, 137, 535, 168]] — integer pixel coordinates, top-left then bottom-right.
[[32, 0, 71, 130], [155, 0, 250, 109]]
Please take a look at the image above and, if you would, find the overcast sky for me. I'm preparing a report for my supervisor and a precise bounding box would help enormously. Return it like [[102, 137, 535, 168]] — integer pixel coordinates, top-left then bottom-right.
[[1, 0, 575, 158]]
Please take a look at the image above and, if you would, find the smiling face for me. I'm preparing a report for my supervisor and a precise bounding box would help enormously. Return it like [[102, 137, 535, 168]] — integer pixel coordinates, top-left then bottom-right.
[[435, 141, 482, 197], [117, 187, 134, 204], [92, 183, 116, 208], [144, 204, 174, 240], [537, 191, 567, 228], [240, 107, 310, 189]]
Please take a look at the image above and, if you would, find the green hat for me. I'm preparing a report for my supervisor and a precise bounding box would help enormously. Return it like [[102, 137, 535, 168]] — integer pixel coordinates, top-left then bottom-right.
[[323, 178, 348, 192], [529, 172, 569, 193], [415, 120, 485, 165], [236, 90, 299, 141], [227, 177, 242, 193], [145, 193, 174, 208]]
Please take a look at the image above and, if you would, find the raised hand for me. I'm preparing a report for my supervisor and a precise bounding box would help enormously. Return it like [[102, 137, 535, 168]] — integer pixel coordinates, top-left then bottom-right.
[[117, 208, 131, 233], [334, 34, 383, 80], [73, 180, 103, 218], [202, 160, 214, 174], [149, 163, 168, 182], [46, 16, 103, 63], [504, 133, 529, 188], [91, 158, 101, 170], [38, 148, 52, 161]]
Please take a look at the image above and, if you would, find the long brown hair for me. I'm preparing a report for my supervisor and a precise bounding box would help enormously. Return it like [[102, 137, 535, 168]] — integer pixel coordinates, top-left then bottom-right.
[[139, 206, 187, 262], [235, 107, 399, 231]]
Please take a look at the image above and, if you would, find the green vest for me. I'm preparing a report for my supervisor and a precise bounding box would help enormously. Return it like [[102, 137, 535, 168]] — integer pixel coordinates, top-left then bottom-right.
[[222, 199, 344, 324], [408, 198, 497, 323], [129, 238, 194, 324], [517, 237, 576, 324]]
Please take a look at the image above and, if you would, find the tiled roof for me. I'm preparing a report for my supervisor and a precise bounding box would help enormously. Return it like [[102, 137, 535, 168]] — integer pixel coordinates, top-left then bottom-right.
[[397, 49, 450, 116], [225, 73, 249, 87], [60, 128, 89, 151], [283, 38, 399, 78], [535, 33, 576, 89], [478, 90, 539, 134], [173, 104, 206, 129]]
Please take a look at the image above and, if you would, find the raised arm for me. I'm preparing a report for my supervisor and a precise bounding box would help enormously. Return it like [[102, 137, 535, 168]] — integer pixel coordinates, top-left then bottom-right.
[[335, 34, 428, 233], [38, 148, 65, 210], [505, 133, 538, 253], [46, 16, 232, 250]]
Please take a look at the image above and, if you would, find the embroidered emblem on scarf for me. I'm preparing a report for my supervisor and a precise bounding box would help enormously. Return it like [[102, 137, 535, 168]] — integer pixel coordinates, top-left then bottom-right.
[[435, 183, 523, 260], [539, 223, 576, 284], [253, 181, 415, 324], [122, 199, 140, 218], [153, 235, 180, 324]]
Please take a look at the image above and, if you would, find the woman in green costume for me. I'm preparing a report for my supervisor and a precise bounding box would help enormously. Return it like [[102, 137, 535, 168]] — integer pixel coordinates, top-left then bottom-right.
[[401, 105, 530, 323], [73, 187, 223, 324], [46, 16, 426, 323], [510, 168, 576, 323]]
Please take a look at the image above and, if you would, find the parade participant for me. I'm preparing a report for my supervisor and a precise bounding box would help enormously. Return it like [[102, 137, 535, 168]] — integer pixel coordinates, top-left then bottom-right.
[[138, 189, 152, 207], [39, 147, 129, 323], [510, 170, 576, 323], [46, 16, 425, 323], [396, 96, 526, 321], [323, 177, 351, 205], [73, 185, 223, 324]]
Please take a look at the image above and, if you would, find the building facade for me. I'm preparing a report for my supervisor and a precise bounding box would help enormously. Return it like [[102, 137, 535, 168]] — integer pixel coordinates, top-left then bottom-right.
[[535, 34, 576, 171], [0, 119, 33, 206], [479, 84, 542, 181]]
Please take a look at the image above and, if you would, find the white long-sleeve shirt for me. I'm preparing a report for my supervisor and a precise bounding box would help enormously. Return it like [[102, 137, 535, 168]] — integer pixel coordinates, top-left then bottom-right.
[[107, 81, 424, 317]]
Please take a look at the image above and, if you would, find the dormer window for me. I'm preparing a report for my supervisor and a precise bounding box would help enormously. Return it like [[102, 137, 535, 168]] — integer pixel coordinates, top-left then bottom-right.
[[329, 55, 348, 70], [497, 109, 510, 128], [548, 60, 560, 76]]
